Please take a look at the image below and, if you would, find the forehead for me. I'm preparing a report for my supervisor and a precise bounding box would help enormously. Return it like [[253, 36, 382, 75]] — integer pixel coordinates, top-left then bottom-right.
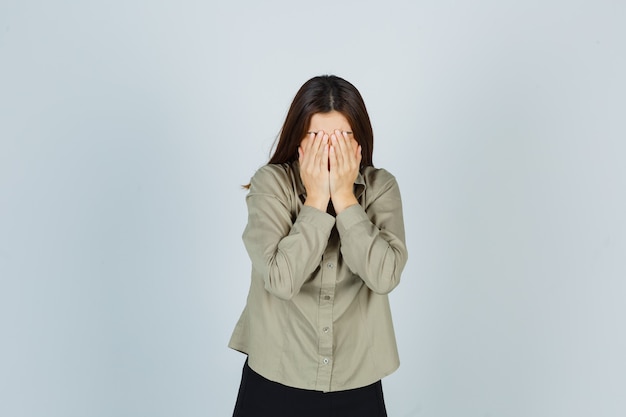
[[308, 111, 351, 130]]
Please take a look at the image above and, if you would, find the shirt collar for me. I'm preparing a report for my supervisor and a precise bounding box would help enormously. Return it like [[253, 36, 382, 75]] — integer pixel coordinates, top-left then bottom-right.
[[292, 161, 366, 201]]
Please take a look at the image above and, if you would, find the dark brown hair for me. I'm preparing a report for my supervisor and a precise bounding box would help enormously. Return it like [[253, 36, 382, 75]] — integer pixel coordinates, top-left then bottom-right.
[[268, 75, 374, 167]]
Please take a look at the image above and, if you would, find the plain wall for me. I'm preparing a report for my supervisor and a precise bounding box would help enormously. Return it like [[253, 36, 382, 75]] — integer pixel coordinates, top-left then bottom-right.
[[1, 1, 625, 416]]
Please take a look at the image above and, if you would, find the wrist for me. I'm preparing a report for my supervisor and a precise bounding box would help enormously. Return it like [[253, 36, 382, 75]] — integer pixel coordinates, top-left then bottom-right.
[[304, 194, 330, 212], [331, 193, 358, 214]]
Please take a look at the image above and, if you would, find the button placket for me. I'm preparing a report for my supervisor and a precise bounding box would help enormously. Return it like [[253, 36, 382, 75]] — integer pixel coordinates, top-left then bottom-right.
[[316, 244, 337, 391]]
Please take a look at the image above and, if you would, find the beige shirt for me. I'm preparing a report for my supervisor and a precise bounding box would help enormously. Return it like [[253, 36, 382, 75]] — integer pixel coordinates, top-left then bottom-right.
[[229, 161, 408, 392]]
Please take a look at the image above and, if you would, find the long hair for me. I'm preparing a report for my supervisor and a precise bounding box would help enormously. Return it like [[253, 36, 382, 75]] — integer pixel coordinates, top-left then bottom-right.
[[268, 75, 374, 167]]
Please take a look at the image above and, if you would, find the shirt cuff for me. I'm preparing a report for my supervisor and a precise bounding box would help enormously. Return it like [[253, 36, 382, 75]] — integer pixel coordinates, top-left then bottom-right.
[[335, 204, 369, 236], [296, 205, 336, 231]]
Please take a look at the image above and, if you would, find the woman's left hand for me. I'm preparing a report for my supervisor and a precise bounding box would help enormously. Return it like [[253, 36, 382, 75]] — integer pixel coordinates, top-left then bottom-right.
[[329, 130, 362, 213]]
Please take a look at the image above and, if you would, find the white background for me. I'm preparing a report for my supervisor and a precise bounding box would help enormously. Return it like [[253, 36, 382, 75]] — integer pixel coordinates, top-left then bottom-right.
[[1, 1, 625, 416]]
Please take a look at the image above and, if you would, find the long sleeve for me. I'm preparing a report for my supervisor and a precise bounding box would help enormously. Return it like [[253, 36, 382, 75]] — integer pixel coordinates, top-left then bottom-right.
[[335, 169, 408, 294], [242, 165, 335, 300]]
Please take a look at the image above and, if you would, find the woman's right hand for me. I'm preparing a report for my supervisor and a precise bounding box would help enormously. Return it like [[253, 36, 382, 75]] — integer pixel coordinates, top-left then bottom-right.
[[298, 131, 330, 211]]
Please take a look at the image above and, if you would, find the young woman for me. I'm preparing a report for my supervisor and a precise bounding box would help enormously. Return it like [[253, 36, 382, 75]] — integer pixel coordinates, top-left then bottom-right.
[[229, 75, 408, 417]]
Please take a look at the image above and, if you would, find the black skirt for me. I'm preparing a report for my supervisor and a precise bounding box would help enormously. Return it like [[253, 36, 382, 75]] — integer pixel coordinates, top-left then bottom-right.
[[232, 359, 388, 417]]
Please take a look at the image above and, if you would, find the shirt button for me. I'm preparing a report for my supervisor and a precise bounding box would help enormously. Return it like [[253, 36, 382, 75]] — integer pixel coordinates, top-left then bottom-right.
[[323, 295, 331, 301], [322, 358, 329, 365], [327, 262, 334, 269], [322, 327, 330, 333]]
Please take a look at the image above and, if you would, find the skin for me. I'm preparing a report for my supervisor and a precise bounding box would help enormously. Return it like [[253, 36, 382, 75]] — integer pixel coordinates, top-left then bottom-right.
[[298, 111, 362, 214]]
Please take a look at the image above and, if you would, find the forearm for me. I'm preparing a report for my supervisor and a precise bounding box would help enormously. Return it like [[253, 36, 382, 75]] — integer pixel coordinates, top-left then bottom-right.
[[336, 192, 407, 294], [244, 204, 335, 300]]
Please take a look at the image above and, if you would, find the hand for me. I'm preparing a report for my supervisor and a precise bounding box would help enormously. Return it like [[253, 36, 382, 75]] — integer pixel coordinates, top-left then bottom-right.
[[298, 131, 330, 211], [329, 130, 362, 213]]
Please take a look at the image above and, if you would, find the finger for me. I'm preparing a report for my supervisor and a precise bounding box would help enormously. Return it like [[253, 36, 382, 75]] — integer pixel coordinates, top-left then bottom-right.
[[313, 133, 328, 169], [334, 130, 351, 166], [330, 132, 342, 165], [345, 134, 361, 168], [322, 137, 330, 171], [307, 133, 318, 155], [344, 131, 356, 160], [306, 132, 322, 167], [329, 141, 337, 172], [315, 131, 326, 152], [303, 135, 316, 165], [320, 134, 330, 169], [304, 131, 320, 155]]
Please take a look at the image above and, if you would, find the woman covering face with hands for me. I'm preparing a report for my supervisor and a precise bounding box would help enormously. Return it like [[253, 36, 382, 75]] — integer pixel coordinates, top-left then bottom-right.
[[298, 113, 362, 213], [230, 75, 408, 417]]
